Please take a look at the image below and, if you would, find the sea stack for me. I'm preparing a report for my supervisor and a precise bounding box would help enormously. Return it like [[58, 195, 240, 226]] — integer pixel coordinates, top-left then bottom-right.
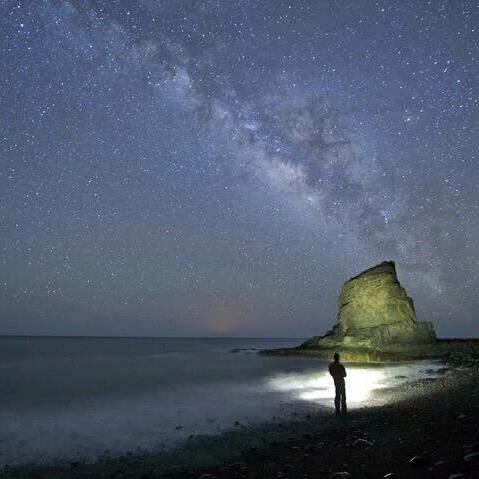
[[301, 261, 437, 352]]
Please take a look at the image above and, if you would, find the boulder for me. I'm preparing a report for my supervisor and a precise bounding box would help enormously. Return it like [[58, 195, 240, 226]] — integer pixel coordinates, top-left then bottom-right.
[[302, 261, 436, 352]]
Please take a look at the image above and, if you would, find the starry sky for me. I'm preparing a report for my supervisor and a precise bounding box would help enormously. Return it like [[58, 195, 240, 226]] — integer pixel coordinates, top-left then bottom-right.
[[1, 1, 478, 338]]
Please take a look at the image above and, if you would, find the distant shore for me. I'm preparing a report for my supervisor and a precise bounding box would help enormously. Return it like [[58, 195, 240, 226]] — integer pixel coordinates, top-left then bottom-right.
[[3, 359, 479, 479]]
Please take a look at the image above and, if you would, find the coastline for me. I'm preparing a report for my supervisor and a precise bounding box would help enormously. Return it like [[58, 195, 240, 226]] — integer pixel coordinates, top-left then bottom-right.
[[2, 361, 478, 479], [179, 365, 479, 479], [262, 338, 479, 364]]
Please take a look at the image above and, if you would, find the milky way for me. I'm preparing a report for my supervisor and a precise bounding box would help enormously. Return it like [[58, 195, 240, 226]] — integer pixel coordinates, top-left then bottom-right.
[[1, 1, 477, 337]]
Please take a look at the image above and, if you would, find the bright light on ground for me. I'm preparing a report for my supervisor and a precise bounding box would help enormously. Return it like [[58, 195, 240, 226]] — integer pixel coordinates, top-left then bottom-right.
[[266, 361, 445, 408]]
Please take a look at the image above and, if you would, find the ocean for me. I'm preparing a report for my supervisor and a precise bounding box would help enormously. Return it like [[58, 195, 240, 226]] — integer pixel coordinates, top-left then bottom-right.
[[0, 336, 446, 467]]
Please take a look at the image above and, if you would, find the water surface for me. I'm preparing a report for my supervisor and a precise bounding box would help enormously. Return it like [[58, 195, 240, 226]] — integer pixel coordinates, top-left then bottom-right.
[[0, 336, 445, 467]]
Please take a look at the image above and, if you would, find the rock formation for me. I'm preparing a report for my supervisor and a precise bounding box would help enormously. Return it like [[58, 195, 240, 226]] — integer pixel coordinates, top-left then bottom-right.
[[302, 261, 437, 351]]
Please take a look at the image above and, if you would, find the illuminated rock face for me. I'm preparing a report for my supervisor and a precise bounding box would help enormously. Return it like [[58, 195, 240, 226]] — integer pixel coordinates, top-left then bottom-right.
[[303, 261, 436, 350], [339, 261, 416, 331]]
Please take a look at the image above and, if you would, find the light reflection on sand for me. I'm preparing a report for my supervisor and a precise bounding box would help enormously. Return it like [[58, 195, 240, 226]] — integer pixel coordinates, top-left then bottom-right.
[[267, 361, 446, 407]]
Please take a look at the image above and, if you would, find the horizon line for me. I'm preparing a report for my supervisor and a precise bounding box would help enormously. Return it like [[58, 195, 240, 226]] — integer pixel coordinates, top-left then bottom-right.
[[0, 334, 307, 339]]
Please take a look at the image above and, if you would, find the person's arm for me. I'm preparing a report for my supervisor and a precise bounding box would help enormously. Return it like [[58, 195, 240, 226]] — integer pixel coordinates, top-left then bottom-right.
[[342, 365, 347, 378]]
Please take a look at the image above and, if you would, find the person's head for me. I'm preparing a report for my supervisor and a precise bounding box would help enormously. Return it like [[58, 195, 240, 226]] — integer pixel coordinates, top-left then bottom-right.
[[333, 352, 340, 362]]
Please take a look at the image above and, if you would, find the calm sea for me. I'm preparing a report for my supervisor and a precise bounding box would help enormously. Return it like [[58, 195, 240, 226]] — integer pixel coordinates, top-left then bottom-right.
[[0, 336, 445, 467]]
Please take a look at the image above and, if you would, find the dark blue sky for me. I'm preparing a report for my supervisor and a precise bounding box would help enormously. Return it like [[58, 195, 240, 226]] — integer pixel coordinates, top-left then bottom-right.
[[1, 1, 477, 337]]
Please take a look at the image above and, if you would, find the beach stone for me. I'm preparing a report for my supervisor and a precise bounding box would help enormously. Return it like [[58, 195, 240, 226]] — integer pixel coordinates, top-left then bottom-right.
[[464, 451, 479, 462], [198, 474, 217, 479], [448, 475, 465, 479], [329, 472, 352, 479], [409, 455, 426, 466], [300, 261, 436, 357], [383, 474, 398, 478]]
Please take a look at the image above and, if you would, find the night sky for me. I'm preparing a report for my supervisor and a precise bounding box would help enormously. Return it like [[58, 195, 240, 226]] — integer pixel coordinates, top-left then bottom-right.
[[1, 1, 477, 338]]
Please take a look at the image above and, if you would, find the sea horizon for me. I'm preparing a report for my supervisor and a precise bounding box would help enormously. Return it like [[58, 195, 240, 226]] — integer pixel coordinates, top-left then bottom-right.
[[0, 334, 306, 339]]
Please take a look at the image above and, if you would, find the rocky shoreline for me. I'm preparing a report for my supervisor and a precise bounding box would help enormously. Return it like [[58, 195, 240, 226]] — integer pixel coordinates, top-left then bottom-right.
[[262, 338, 479, 364], [3, 360, 479, 479], [156, 365, 479, 479]]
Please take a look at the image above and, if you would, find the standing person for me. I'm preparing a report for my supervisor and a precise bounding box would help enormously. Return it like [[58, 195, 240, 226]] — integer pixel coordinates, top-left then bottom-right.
[[329, 352, 347, 416]]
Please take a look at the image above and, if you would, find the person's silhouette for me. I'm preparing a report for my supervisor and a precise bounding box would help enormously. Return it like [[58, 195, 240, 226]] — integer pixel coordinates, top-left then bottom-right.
[[329, 352, 347, 416]]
